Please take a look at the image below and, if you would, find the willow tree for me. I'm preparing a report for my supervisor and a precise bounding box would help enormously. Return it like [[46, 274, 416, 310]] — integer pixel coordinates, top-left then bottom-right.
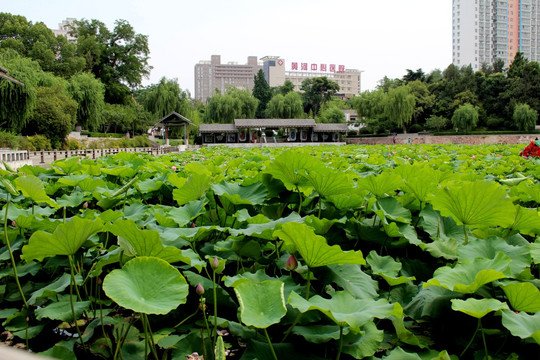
[[204, 88, 258, 124], [137, 77, 191, 119], [67, 72, 105, 131], [266, 92, 304, 119], [451, 103, 479, 132], [383, 86, 416, 133], [0, 49, 39, 133]]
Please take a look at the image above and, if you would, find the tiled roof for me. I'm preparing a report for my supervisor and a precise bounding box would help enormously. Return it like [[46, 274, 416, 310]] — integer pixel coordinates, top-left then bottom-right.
[[313, 123, 348, 132], [234, 119, 316, 128], [199, 124, 238, 133], [154, 112, 194, 127]]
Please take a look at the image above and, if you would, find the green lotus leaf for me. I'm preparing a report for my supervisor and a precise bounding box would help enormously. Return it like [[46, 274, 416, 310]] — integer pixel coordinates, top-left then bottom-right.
[[430, 181, 515, 228], [264, 150, 318, 192], [103, 256, 188, 315], [13, 325, 44, 340], [501, 310, 540, 344], [390, 302, 433, 348], [22, 217, 104, 261], [136, 175, 165, 193], [35, 300, 91, 322], [101, 166, 137, 178], [423, 252, 511, 294], [367, 251, 415, 286], [420, 205, 466, 243], [107, 219, 191, 265], [501, 282, 540, 313], [274, 222, 365, 267], [56, 191, 85, 208], [451, 298, 508, 318], [230, 212, 303, 240], [57, 174, 91, 187], [327, 264, 379, 299], [0, 261, 41, 279], [14, 175, 57, 208], [342, 322, 384, 358], [356, 171, 401, 198], [304, 215, 346, 235], [509, 205, 540, 236], [304, 166, 354, 199], [292, 325, 343, 343], [211, 181, 268, 205], [28, 273, 81, 305], [511, 182, 540, 204], [288, 291, 394, 332], [382, 347, 422, 360], [531, 243, 540, 264], [327, 192, 367, 210], [422, 238, 461, 260], [374, 197, 412, 224], [457, 237, 531, 276], [172, 171, 211, 206], [232, 278, 286, 329], [168, 200, 206, 227], [396, 164, 440, 203]]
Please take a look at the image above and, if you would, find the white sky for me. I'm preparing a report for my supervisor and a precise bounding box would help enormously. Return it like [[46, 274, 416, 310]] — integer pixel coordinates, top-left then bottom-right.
[[2, 0, 452, 94]]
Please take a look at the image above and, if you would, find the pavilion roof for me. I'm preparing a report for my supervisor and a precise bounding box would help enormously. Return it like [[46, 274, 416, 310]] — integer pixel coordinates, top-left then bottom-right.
[[154, 112, 194, 128], [199, 124, 238, 133], [0, 66, 24, 86]]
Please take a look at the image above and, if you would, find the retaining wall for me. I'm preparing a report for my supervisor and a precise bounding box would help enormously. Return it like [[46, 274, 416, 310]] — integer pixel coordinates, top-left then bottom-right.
[[347, 134, 538, 146]]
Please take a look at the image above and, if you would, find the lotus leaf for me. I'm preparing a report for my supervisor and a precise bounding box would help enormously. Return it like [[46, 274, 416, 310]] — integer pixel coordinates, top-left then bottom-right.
[[367, 251, 415, 286], [211, 181, 268, 205], [341, 322, 384, 358], [450, 298, 509, 318], [501, 282, 540, 313], [173, 171, 211, 205], [327, 264, 379, 299], [264, 150, 318, 193], [430, 181, 515, 228], [423, 252, 511, 293], [356, 171, 402, 198], [35, 300, 91, 322], [288, 291, 394, 332], [103, 256, 188, 315], [14, 175, 57, 208], [501, 310, 540, 344], [232, 278, 286, 329], [274, 222, 365, 267], [22, 217, 104, 261]]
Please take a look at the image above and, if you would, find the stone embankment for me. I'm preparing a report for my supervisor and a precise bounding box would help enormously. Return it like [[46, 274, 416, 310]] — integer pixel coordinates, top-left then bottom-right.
[[347, 133, 538, 146]]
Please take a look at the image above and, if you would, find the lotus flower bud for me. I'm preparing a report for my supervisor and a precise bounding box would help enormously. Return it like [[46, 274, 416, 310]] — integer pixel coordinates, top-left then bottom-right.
[[211, 256, 219, 270], [171, 165, 177, 171], [286, 254, 298, 271], [11, 220, 16, 227], [82, 201, 88, 209], [196, 283, 204, 296]]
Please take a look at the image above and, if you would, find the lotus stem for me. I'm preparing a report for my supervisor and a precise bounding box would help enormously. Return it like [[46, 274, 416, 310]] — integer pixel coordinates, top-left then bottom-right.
[[3, 197, 29, 309], [296, 185, 303, 214], [142, 313, 159, 360], [336, 326, 343, 360], [68, 256, 85, 348], [264, 328, 278, 360], [305, 267, 312, 299], [212, 268, 218, 344], [479, 318, 489, 359], [463, 224, 469, 244], [173, 308, 199, 328], [460, 317, 480, 358]]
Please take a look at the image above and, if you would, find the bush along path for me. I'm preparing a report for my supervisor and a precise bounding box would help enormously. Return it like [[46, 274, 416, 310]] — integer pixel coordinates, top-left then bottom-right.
[[0, 144, 539, 360]]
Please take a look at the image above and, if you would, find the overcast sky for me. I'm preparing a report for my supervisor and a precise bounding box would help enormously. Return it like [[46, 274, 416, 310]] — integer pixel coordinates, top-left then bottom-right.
[[2, 0, 452, 94]]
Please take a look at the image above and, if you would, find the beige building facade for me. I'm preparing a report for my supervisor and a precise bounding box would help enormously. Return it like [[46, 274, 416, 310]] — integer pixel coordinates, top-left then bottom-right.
[[194, 55, 262, 102], [261, 56, 363, 99]]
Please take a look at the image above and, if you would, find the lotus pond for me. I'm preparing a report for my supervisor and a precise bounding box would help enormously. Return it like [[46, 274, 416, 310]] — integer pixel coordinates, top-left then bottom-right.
[[0, 143, 539, 360]]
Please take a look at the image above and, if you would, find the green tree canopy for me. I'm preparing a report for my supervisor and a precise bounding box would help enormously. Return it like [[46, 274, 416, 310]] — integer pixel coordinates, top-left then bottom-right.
[[136, 77, 191, 119], [451, 103, 479, 132], [300, 77, 339, 116], [513, 103, 538, 131], [204, 88, 258, 124], [72, 19, 151, 104], [383, 86, 416, 133], [317, 107, 345, 123], [67, 72, 105, 131], [351, 90, 385, 122], [252, 69, 272, 118], [266, 92, 304, 119]]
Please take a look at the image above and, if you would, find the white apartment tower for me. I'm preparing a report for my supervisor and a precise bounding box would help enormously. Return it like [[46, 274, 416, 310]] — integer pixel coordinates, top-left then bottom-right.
[[453, 0, 540, 70]]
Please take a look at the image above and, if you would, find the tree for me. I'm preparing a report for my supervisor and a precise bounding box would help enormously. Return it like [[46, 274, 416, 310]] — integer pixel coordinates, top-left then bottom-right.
[[403, 68, 426, 83], [513, 103, 538, 131], [24, 84, 77, 148], [252, 69, 271, 118], [351, 90, 385, 122], [0, 49, 38, 133], [451, 103, 478, 132], [317, 107, 345, 123], [407, 80, 435, 124], [204, 88, 258, 124], [300, 77, 339, 116], [384, 86, 416, 133], [266, 92, 304, 119], [72, 19, 151, 104], [425, 115, 448, 132], [136, 77, 191, 119], [275, 80, 294, 96], [67, 72, 105, 131], [507, 52, 527, 78]]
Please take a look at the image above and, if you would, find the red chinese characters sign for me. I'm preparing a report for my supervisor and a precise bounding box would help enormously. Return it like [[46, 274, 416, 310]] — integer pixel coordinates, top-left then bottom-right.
[[290, 62, 345, 73]]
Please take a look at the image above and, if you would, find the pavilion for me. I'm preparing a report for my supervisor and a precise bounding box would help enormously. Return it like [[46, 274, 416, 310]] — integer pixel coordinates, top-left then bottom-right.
[[199, 119, 347, 145], [153, 112, 194, 145]]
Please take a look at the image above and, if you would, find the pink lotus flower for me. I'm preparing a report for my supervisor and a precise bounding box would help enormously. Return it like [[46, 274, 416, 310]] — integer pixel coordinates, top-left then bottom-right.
[[471, 155, 476, 159], [171, 166, 177, 171], [11, 221, 16, 227], [211, 256, 219, 270], [425, 156, 428, 159], [83, 201, 88, 209], [196, 283, 205, 296], [182, 161, 186, 165]]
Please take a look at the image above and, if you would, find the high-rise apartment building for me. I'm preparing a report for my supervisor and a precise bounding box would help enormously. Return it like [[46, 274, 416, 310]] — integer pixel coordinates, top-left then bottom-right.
[[51, 18, 77, 43], [453, 0, 540, 71], [194, 55, 262, 102], [261, 56, 362, 100]]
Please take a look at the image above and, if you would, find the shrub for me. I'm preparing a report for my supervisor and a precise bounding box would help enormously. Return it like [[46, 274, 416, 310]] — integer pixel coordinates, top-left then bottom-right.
[[348, 130, 358, 136], [64, 138, 82, 150], [513, 103, 538, 131], [408, 123, 424, 133], [486, 116, 505, 130], [0, 131, 20, 149], [425, 115, 449, 132], [26, 135, 52, 151]]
